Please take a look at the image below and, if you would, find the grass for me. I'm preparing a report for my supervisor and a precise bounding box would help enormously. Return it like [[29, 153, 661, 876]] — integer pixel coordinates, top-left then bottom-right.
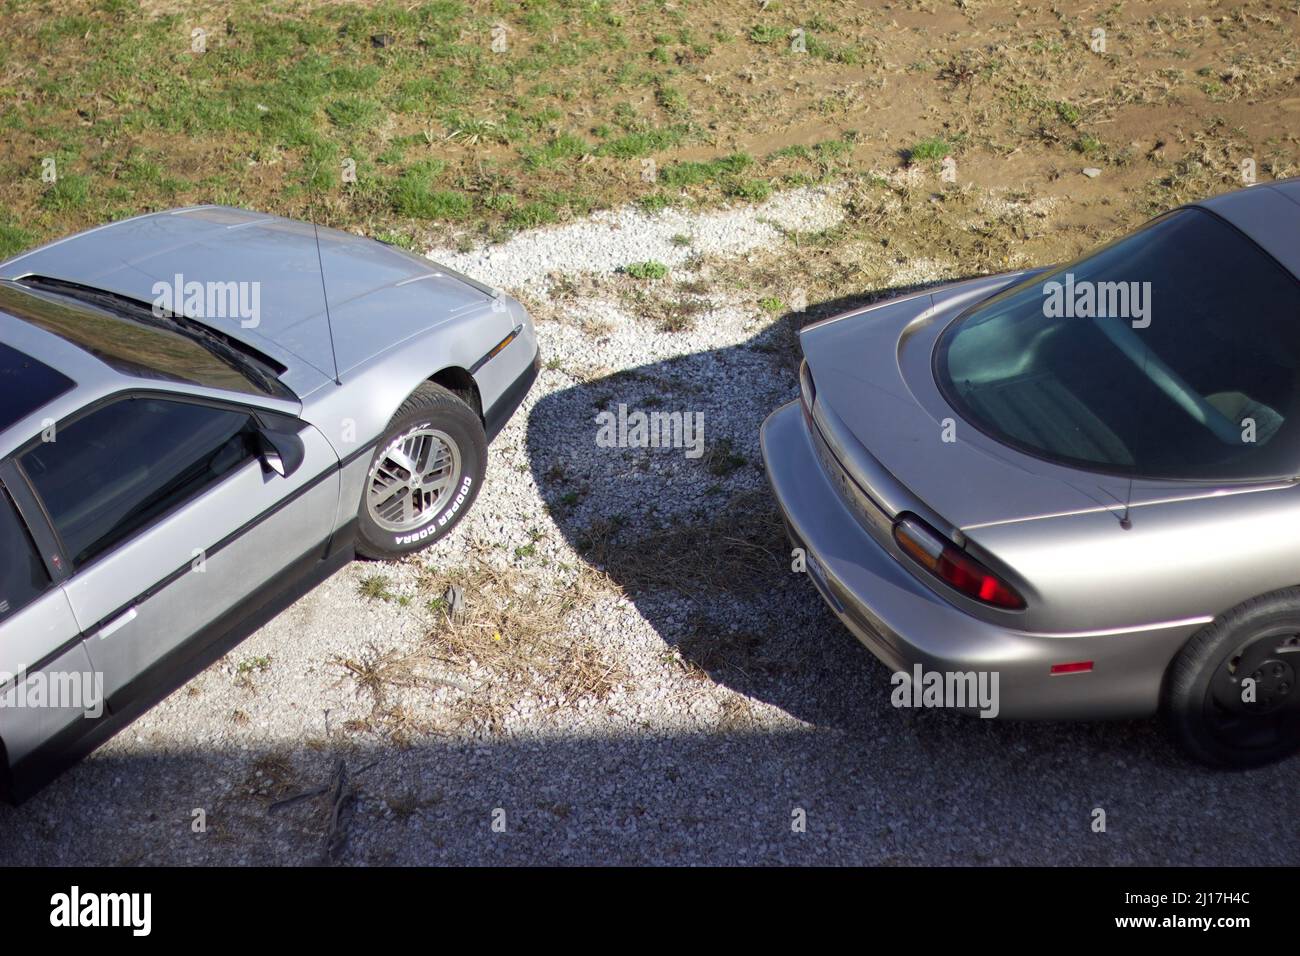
[[905, 138, 953, 163], [333, 644, 429, 719], [703, 437, 747, 477], [623, 260, 669, 280], [0, 1, 1295, 263], [358, 574, 398, 602], [660, 152, 753, 188], [619, 283, 712, 332], [417, 559, 629, 730], [0, 222, 35, 258], [577, 490, 785, 597], [1073, 133, 1104, 157], [237, 655, 272, 675]]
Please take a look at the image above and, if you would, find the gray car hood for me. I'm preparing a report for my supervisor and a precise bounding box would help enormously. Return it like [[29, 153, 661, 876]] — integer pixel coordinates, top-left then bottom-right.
[[799, 275, 1258, 532], [0, 206, 495, 395]]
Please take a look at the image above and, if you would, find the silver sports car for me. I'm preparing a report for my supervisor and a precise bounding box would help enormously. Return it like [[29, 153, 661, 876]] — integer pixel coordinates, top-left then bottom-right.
[[0, 206, 537, 798], [762, 178, 1300, 768]]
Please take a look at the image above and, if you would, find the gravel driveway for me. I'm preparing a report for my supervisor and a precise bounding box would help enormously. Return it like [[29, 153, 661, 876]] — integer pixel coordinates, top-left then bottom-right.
[[1, 187, 1296, 866]]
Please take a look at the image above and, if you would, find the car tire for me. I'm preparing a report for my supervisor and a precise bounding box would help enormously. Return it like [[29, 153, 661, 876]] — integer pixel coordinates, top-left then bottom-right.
[[355, 382, 487, 560], [1162, 589, 1300, 769]]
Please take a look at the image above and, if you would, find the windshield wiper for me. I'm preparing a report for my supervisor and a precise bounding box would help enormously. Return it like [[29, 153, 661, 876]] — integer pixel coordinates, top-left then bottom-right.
[[13, 276, 291, 397]]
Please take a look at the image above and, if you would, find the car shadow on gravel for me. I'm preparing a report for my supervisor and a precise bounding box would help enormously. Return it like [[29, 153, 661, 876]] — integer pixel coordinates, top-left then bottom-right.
[[1, 723, 1293, 865], [524, 281, 1173, 759], [2, 723, 1289, 868]]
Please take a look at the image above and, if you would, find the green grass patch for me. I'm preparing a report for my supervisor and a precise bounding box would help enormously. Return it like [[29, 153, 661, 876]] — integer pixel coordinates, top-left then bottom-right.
[[520, 132, 589, 169], [726, 178, 771, 201], [39, 174, 92, 212], [0, 222, 35, 258], [660, 152, 753, 187], [905, 137, 952, 163], [623, 260, 669, 280], [1073, 133, 1104, 156], [325, 96, 381, 130], [389, 162, 469, 219], [638, 192, 674, 213]]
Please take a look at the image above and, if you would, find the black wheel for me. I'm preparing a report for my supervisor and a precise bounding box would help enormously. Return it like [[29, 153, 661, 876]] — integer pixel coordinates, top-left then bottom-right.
[[1163, 590, 1300, 768], [355, 382, 487, 560]]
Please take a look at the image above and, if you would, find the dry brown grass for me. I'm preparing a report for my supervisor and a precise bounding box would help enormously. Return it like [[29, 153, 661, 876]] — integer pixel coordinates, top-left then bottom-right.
[[333, 644, 428, 711], [414, 560, 631, 732], [331, 643, 447, 744]]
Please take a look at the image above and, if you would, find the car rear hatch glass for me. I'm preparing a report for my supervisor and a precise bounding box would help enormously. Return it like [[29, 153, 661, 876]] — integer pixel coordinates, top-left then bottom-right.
[[937, 208, 1300, 482]]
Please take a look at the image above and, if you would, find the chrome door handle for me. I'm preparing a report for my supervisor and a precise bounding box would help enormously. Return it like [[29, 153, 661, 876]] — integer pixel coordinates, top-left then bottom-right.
[[96, 607, 138, 639]]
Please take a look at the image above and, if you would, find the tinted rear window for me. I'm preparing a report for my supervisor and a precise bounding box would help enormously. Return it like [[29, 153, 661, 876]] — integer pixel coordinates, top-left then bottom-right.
[[0, 340, 75, 432], [937, 208, 1300, 481]]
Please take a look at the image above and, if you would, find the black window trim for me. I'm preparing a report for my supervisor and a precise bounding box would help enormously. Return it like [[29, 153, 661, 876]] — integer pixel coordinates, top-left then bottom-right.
[[0, 468, 62, 631], [0, 461, 68, 587], [932, 205, 1300, 485]]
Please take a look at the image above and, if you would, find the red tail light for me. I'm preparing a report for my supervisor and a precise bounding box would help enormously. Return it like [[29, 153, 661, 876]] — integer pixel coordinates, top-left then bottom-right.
[[892, 515, 1026, 610]]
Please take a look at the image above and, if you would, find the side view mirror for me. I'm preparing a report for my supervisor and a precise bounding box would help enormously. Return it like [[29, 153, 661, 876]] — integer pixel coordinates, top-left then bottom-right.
[[255, 425, 305, 478]]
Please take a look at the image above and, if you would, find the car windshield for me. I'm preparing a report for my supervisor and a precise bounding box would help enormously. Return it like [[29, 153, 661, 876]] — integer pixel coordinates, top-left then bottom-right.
[[0, 280, 292, 399], [936, 207, 1300, 481]]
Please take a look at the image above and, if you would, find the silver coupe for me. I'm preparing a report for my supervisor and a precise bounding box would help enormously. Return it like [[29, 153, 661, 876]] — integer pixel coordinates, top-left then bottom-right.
[[762, 179, 1300, 767], [0, 206, 538, 798]]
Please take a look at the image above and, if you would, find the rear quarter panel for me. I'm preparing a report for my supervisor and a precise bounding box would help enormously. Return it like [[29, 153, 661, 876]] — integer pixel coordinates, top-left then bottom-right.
[[964, 481, 1300, 634]]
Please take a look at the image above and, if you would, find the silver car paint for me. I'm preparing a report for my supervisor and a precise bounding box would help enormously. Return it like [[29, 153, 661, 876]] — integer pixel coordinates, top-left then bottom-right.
[[71, 422, 340, 707], [762, 179, 1300, 718], [0, 205, 536, 420], [3, 207, 478, 388], [0, 593, 94, 766], [0, 207, 538, 777], [762, 401, 1204, 719]]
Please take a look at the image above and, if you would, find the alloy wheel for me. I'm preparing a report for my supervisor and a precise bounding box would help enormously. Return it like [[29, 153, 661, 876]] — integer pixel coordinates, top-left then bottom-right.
[[366, 427, 462, 533]]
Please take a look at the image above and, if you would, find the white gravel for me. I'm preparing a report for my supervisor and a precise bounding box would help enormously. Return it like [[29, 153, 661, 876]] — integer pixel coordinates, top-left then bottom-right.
[[429, 185, 845, 294], [1, 186, 1297, 866]]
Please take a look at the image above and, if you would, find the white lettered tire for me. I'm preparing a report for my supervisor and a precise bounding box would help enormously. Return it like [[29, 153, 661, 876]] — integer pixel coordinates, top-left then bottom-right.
[[356, 383, 487, 560]]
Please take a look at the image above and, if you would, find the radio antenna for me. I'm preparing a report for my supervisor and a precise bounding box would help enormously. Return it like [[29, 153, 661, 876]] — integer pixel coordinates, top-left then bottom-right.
[[313, 223, 342, 386], [1117, 317, 1155, 531]]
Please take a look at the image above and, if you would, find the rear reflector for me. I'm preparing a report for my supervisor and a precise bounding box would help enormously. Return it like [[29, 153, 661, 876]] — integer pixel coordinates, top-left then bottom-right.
[[1050, 661, 1094, 675], [892, 515, 1026, 610]]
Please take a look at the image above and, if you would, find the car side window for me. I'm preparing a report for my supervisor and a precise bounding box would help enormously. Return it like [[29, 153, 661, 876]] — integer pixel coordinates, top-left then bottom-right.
[[0, 484, 52, 623], [21, 397, 259, 568]]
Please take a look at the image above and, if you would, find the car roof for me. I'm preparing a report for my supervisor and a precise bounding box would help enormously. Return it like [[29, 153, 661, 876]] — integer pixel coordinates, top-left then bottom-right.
[[1191, 177, 1300, 282]]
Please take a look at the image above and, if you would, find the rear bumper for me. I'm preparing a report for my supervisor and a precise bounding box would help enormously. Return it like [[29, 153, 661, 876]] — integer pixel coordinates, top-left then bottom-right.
[[759, 400, 1198, 719]]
